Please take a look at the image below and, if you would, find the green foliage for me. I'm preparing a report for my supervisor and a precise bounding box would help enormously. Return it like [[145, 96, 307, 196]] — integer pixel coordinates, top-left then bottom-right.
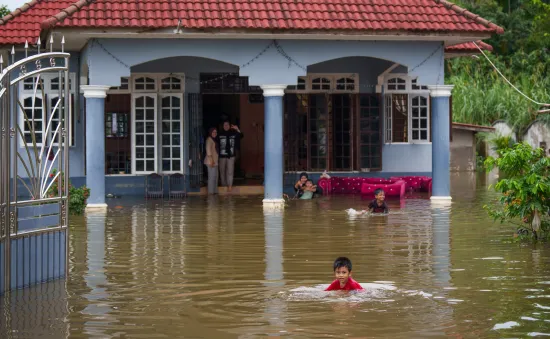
[[447, 0, 550, 132], [0, 5, 9, 17], [47, 169, 90, 215], [447, 54, 550, 135], [483, 142, 550, 239], [485, 133, 517, 152]]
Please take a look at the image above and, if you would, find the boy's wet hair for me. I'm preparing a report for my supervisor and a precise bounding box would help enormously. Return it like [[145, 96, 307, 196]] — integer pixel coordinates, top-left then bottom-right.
[[306, 179, 313, 184], [333, 257, 353, 271], [374, 188, 385, 196]]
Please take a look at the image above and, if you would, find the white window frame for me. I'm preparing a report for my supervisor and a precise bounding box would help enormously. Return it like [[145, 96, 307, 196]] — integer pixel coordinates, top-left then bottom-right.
[[285, 73, 359, 93], [159, 93, 184, 174], [383, 74, 431, 144], [20, 94, 45, 146], [19, 73, 76, 147], [122, 73, 185, 176], [132, 74, 157, 93], [409, 93, 430, 143], [131, 93, 158, 175], [159, 76, 184, 93]]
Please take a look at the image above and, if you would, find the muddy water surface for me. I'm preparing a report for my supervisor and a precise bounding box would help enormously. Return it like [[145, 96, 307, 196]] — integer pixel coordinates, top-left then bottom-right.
[[1, 174, 550, 338]]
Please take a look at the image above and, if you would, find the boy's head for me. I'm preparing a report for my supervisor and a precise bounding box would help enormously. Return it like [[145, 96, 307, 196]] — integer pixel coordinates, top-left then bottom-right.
[[333, 257, 353, 286], [374, 188, 385, 201], [305, 179, 313, 187]]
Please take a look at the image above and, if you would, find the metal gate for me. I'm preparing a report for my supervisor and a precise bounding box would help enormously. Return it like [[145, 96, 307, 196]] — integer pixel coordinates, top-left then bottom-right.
[[0, 40, 70, 295], [187, 93, 203, 189]]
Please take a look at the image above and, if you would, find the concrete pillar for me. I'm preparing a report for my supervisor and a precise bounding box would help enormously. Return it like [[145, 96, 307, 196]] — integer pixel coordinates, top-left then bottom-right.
[[263, 206, 286, 332], [428, 85, 454, 200], [81, 85, 110, 210], [84, 210, 111, 334], [261, 85, 286, 205], [431, 200, 451, 288]]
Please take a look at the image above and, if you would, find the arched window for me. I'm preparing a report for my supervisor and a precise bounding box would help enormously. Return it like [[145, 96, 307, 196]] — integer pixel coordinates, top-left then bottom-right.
[[386, 77, 406, 91], [134, 77, 156, 91], [335, 77, 355, 91], [161, 77, 182, 91], [311, 77, 331, 90], [384, 75, 430, 143]]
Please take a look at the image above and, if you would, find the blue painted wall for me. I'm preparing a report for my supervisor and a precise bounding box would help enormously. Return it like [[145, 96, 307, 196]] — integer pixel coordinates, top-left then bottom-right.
[[87, 39, 443, 87], [382, 144, 432, 172]]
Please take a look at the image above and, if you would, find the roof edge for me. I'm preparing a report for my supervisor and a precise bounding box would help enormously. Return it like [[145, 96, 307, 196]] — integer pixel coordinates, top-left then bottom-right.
[[0, 0, 41, 26], [452, 122, 495, 132], [432, 0, 505, 34], [40, 0, 92, 30], [446, 40, 493, 52]]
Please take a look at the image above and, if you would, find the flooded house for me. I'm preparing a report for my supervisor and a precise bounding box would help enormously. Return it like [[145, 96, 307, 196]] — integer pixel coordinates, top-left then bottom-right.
[[0, 0, 503, 209]]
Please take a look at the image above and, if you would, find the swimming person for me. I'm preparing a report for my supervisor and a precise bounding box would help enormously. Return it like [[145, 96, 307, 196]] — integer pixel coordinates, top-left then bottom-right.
[[325, 257, 364, 291], [299, 179, 316, 200], [348, 188, 389, 216], [368, 188, 389, 214]]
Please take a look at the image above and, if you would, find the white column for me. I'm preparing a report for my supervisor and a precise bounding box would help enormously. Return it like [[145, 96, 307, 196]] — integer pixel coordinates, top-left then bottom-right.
[[81, 85, 110, 210], [427, 85, 454, 201], [261, 85, 287, 206]]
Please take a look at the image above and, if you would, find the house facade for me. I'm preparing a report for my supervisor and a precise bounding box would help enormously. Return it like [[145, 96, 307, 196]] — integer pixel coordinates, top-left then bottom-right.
[[0, 0, 503, 208]]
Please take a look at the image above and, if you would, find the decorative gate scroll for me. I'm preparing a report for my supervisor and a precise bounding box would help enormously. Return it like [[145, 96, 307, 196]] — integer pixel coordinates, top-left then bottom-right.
[[0, 37, 70, 295]]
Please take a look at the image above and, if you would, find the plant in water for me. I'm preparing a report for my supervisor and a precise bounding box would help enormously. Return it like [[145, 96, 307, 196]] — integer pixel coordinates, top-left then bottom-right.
[[484, 142, 550, 240], [47, 169, 90, 215]]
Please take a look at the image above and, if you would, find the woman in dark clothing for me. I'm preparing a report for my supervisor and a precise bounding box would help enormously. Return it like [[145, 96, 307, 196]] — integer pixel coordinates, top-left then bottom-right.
[[294, 172, 322, 198]]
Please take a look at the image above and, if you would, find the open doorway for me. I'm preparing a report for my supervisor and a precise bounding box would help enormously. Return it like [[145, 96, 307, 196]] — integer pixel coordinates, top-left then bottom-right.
[[201, 94, 244, 182], [199, 73, 265, 187]]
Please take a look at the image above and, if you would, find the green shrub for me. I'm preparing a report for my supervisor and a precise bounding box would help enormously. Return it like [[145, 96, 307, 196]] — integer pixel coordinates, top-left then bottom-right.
[[47, 169, 90, 215], [484, 142, 550, 240]]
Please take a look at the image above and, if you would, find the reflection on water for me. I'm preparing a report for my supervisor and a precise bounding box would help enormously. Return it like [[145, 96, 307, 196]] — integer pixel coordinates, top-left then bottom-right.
[[1, 173, 550, 338]]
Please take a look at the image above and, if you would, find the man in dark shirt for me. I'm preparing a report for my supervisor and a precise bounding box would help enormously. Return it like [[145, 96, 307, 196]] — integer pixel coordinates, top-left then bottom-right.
[[218, 121, 243, 192]]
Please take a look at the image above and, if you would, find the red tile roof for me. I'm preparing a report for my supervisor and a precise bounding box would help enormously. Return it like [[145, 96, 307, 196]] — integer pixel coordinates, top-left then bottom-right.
[[0, 0, 504, 46], [446, 40, 493, 52]]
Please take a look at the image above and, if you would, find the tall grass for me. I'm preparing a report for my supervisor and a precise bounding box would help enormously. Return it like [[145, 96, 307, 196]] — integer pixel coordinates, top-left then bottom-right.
[[447, 54, 550, 136]]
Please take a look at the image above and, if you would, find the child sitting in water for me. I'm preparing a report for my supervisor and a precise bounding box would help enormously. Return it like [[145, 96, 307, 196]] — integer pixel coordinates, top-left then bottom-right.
[[353, 188, 389, 215], [325, 257, 364, 291], [299, 179, 317, 200], [368, 188, 389, 213]]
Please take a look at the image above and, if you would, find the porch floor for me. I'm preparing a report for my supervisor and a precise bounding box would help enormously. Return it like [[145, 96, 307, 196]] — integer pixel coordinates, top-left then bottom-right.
[[189, 185, 264, 196]]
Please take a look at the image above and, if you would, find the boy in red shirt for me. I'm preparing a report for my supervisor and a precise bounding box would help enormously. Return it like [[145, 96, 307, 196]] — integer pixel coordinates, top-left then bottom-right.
[[325, 257, 364, 291]]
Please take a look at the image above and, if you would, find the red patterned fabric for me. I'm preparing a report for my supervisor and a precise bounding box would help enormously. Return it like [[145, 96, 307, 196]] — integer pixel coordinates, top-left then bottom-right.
[[317, 177, 407, 198], [317, 176, 432, 198], [360, 180, 406, 198], [390, 176, 432, 192]]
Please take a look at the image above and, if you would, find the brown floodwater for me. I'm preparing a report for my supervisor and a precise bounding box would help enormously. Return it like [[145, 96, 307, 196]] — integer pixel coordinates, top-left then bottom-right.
[[1, 173, 550, 338]]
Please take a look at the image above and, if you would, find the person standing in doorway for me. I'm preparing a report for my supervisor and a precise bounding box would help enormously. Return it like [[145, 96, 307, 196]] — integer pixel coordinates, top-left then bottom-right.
[[204, 128, 219, 195], [218, 120, 243, 192]]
